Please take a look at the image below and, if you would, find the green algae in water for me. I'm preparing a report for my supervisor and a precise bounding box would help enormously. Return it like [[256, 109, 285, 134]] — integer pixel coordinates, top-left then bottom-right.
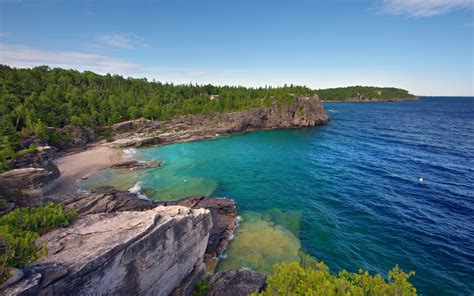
[[217, 211, 303, 274], [261, 208, 302, 237]]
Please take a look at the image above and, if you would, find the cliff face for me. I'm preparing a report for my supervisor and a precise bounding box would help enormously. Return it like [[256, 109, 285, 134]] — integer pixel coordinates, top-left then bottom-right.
[[109, 95, 329, 148], [4, 206, 213, 296]]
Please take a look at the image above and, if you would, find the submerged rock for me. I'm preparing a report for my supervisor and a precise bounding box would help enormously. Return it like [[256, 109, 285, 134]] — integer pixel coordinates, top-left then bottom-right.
[[111, 160, 162, 170], [217, 211, 302, 274], [207, 269, 266, 296], [4, 205, 213, 296]]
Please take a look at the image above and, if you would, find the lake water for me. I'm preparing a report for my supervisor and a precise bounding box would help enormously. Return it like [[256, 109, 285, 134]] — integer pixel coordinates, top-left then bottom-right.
[[82, 97, 473, 295]]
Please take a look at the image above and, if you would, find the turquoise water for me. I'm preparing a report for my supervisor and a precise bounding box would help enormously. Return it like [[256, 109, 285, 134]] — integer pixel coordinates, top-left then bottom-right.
[[83, 97, 473, 295]]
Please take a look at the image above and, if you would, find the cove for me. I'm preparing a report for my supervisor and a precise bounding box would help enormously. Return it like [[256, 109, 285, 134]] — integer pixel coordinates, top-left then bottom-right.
[[82, 97, 474, 296]]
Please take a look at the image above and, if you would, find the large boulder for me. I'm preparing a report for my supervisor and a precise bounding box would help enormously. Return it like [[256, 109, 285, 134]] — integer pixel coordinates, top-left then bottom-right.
[[0, 161, 60, 208], [3, 205, 213, 296], [12, 146, 57, 169], [207, 269, 267, 296]]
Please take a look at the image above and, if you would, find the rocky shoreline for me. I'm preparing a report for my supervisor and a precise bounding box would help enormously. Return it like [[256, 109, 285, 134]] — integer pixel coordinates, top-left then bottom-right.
[[107, 94, 329, 148], [0, 95, 328, 295]]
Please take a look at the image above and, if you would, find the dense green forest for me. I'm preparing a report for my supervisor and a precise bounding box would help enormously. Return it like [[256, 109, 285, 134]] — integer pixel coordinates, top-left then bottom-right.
[[0, 64, 312, 130], [316, 86, 416, 101]]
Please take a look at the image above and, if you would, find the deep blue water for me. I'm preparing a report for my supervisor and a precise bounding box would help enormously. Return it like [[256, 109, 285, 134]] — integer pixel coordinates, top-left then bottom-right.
[[85, 97, 474, 295]]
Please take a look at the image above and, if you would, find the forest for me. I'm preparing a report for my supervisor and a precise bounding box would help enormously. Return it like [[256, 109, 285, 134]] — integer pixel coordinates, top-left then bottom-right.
[[316, 86, 416, 101], [0, 65, 415, 171]]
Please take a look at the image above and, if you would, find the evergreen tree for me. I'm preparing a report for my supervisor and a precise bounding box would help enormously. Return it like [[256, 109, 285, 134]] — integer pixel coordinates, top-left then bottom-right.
[[33, 120, 48, 140]]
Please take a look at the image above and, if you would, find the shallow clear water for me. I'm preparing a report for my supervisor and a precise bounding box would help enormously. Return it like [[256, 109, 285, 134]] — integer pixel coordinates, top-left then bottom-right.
[[83, 97, 474, 295]]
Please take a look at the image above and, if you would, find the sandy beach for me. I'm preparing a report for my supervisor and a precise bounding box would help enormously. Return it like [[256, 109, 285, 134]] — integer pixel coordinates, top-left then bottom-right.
[[46, 146, 123, 196]]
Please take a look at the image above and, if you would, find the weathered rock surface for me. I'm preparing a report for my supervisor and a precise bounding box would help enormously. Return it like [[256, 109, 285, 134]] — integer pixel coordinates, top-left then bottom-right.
[[0, 161, 60, 208], [162, 196, 237, 273], [50, 187, 157, 216], [207, 269, 267, 296], [112, 118, 154, 133], [12, 146, 57, 169], [3, 205, 213, 296], [108, 95, 329, 148], [111, 160, 162, 170]]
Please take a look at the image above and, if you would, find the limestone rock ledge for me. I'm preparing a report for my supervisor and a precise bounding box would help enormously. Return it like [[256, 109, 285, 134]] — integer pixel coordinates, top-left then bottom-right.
[[3, 205, 213, 296]]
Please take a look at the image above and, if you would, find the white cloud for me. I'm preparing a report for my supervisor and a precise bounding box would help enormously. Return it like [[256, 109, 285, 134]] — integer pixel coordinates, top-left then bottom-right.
[[0, 43, 212, 80], [378, 0, 474, 17], [95, 33, 146, 49], [0, 43, 141, 74]]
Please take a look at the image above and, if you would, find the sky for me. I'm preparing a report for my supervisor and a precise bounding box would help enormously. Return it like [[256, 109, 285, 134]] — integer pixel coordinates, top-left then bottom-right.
[[0, 0, 473, 96]]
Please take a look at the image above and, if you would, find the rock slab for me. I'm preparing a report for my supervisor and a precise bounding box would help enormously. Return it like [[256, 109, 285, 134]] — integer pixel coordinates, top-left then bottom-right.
[[53, 186, 157, 216]]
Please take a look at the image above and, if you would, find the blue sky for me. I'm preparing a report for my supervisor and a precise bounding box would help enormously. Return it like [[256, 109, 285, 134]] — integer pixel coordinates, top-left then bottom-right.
[[0, 0, 473, 96]]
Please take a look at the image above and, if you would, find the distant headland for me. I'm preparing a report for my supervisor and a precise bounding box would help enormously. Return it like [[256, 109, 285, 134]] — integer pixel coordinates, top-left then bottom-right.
[[317, 86, 418, 102]]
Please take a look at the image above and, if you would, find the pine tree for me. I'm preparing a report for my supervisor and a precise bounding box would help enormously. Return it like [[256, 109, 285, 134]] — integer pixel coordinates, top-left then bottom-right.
[[34, 120, 48, 140]]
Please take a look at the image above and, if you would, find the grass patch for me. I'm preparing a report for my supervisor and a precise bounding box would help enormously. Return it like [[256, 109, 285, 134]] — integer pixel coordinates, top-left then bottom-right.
[[192, 279, 210, 296]]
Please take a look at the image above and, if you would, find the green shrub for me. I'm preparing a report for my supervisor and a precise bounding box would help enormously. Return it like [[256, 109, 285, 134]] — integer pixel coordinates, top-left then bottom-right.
[[253, 262, 417, 296], [0, 202, 78, 234], [16, 144, 38, 158], [48, 130, 64, 146], [192, 279, 210, 296], [101, 127, 114, 142], [0, 203, 77, 284]]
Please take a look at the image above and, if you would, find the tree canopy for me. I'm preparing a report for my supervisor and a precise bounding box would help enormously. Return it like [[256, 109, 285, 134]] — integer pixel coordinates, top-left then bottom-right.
[[0, 65, 311, 133], [316, 86, 416, 101]]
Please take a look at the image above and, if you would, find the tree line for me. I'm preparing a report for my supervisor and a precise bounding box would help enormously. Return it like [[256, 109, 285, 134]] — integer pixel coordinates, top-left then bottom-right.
[[316, 86, 416, 101]]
